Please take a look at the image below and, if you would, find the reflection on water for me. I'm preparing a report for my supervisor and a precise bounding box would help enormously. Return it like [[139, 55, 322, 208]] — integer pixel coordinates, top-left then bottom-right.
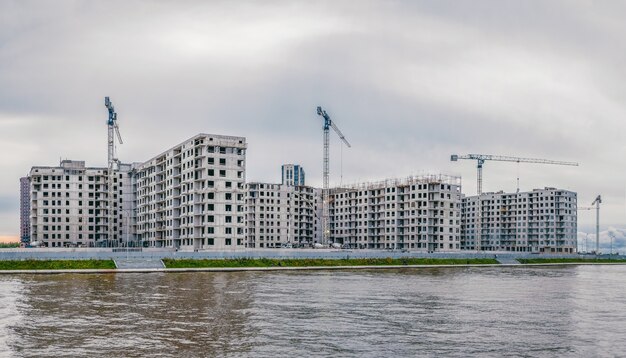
[[1, 266, 625, 357], [3, 273, 256, 357]]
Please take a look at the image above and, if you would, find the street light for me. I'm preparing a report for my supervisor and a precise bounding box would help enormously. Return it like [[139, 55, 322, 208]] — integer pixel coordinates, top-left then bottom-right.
[[120, 208, 138, 256]]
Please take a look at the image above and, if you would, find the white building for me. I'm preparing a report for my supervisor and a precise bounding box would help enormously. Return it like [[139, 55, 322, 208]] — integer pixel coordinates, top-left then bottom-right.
[[135, 134, 247, 250], [281, 164, 305, 186], [28, 160, 135, 247], [329, 175, 462, 251], [461, 188, 577, 253], [245, 182, 322, 248]]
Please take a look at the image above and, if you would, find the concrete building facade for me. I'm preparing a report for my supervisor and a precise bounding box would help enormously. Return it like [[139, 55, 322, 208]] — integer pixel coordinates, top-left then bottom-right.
[[328, 175, 463, 251], [28, 160, 134, 247], [461, 188, 577, 253], [246, 182, 322, 248], [20, 176, 30, 244], [281, 164, 305, 186], [25, 128, 578, 254], [135, 134, 247, 250]]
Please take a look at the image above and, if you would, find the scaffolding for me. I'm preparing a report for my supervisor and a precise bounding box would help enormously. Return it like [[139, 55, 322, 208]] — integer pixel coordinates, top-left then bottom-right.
[[336, 174, 462, 192]]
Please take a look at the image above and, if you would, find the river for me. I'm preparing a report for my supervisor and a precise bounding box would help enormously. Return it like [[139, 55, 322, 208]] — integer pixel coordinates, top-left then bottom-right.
[[0, 266, 624, 357]]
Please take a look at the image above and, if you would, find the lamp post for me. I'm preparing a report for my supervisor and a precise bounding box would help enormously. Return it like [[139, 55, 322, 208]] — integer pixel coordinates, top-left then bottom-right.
[[120, 208, 137, 259]]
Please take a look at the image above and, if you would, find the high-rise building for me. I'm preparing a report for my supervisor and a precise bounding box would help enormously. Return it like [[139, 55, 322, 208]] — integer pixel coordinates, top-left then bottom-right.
[[461, 188, 577, 253], [24, 126, 578, 254], [135, 134, 247, 250], [20, 176, 30, 244], [328, 175, 462, 251], [245, 182, 322, 248], [28, 160, 135, 247], [281, 164, 305, 186]]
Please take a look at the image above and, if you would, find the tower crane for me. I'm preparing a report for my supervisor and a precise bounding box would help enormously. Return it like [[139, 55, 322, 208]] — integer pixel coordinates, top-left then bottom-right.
[[578, 195, 602, 254], [591, 195, 601, 254], [105, 97, 123, 247], [316, 106, 351, 245], [105, 97, 123, 164], [450, 154, 578, 195]]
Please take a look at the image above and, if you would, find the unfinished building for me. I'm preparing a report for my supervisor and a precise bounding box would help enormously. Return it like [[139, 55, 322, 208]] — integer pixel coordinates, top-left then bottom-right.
[[461, 188, 577, 253], [135, 134, 247, 250], [28, 160, 136, 247], [245, 182, 322, 248], [328, 175, 462, 251]]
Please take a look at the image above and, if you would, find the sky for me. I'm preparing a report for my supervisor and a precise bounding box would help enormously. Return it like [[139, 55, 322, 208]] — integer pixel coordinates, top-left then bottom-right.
[[1, 0, 625, 249]]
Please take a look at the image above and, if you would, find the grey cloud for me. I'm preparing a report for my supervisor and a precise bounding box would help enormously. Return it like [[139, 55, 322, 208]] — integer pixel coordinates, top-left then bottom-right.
[[578, 227, 626, 253]]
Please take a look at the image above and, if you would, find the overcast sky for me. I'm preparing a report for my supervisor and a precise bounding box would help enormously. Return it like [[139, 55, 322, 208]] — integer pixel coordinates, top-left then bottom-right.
[[1, 0, 625, 247]]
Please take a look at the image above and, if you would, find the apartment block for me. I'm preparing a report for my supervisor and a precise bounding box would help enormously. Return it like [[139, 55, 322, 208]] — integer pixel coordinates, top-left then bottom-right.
[[246, 182, 322, 248], [20, 176, 30, 243], [461, 188, 577, 253], [28, 160, 135, 247], [135, 134, 247, 250], [328, 175, 462, 251], [281, 164, 305, 186]]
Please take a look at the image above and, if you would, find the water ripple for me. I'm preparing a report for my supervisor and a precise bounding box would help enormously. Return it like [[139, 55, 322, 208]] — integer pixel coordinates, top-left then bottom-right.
[[0, 267, 625, 357]]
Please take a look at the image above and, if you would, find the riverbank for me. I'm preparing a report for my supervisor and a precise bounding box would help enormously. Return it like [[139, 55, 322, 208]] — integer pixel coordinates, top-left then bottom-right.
[[162, 257, 499, 268], [518, 257, 626, 264], [0, 247, 606, 263], [1, 257, 626, 274], [0, 259, 115, 270]]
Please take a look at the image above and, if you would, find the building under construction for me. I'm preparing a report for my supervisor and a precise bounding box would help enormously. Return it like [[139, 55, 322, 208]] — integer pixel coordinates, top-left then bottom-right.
[[22, 99, 581, 252], [461, 188, 577, 253], [28, 160, 136, 247], [245, 182, 322, 248], [135, 134, 247, 250], [328, 175, 462, 251]]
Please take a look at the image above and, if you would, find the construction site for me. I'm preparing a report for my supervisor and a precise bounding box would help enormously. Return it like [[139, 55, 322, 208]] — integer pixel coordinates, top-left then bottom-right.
[[18, 98, 605, 255]]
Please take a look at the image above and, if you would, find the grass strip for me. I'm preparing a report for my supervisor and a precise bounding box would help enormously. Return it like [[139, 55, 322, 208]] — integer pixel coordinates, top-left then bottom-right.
[[0, 259, 116, 270], [163, 257, 499, 268], [0, 243, 20, 248], [518, 258, 626, 264]]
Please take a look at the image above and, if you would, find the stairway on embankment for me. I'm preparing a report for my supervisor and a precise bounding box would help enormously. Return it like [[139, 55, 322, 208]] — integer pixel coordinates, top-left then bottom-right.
[[114, 258, 165, 269]]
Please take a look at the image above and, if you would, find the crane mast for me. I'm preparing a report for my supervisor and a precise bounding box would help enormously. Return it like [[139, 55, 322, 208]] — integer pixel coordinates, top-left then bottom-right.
[[316, 106, 350, 246], [451, 153, 579, 252], [105, 97, 122, 247], [591, 195, 601, 254]]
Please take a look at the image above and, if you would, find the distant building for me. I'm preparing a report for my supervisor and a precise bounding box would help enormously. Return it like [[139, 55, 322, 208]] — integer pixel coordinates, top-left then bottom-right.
[[136, 134, 247, 250], [461, 188, 577, 253], [281, 164, 305, 186], [245, 182, 322, 248], [329, 175, 463, 251], [28, 160, 136, 247], [20, 176, 30, 243]]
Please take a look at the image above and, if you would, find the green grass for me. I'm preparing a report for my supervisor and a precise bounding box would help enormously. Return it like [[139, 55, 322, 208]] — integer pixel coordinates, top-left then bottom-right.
[[0, 259, 116, 270], [0, 243, 20, 248], [518, 258, 626, 264], [162, 257, 499, 268]]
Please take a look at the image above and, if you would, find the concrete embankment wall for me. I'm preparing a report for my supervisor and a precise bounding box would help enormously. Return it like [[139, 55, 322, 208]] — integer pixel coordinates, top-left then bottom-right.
[[0, 248, 590, 261]]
